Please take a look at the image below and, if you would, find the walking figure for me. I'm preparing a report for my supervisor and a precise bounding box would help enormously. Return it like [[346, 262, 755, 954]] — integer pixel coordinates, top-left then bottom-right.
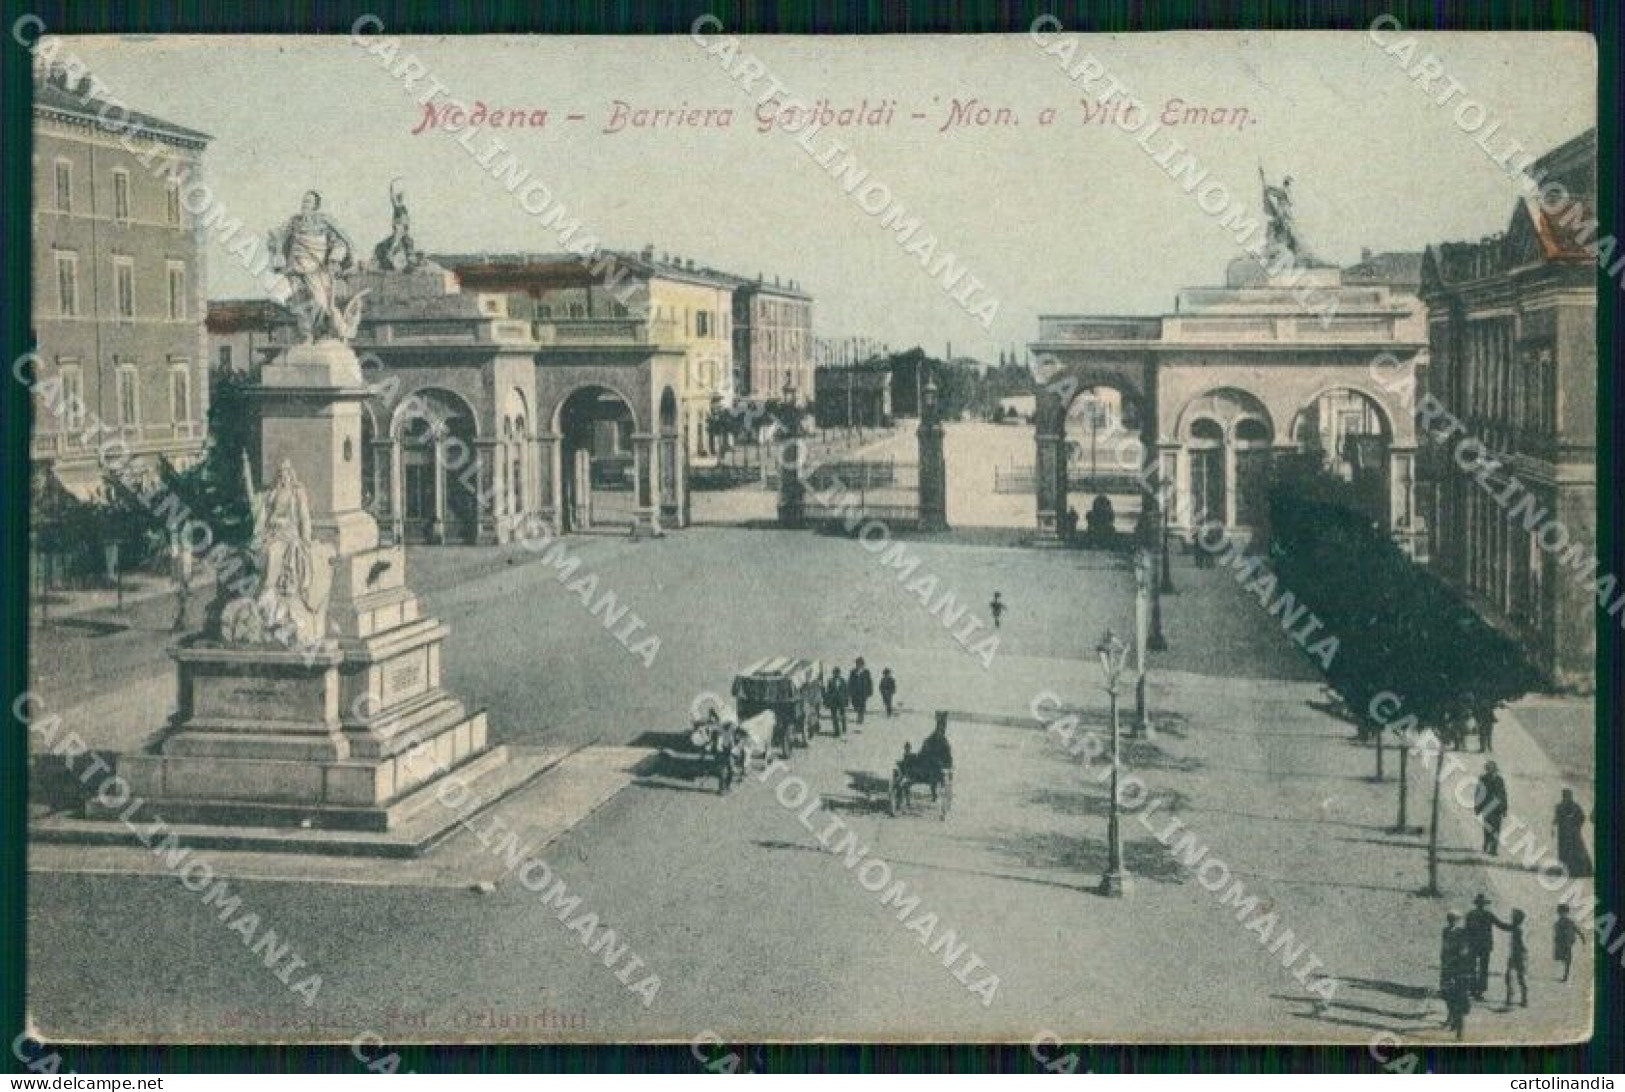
[[989, 591, 1006, 629], [1553, 789, 1593, 879], [879, 668, 897, 717], [1554, 904, 1585, 982], [1475, 761, 1508, 856], [1503, 908, 1528, 1008], [825, 668, 849, 737], [1440, 912, 1472, 1039], [1464, 893, 1506, 1000], [849, 658, 873, 726]]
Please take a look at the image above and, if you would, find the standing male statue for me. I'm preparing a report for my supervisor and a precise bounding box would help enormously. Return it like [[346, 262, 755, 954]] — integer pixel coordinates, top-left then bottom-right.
[[268, 190, 366, 342]]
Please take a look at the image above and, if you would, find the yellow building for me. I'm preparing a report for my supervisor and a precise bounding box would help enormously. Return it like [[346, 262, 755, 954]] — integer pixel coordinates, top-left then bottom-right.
[[442, 248, 739, 461]]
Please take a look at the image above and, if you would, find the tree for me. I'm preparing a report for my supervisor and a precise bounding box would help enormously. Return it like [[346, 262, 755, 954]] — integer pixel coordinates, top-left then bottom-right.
[[1266, 467, 1540, 892]]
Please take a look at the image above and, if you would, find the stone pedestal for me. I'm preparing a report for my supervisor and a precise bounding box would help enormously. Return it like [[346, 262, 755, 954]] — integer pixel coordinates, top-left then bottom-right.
[[916, 380, 948, 533], [99, 341, 517, 845]]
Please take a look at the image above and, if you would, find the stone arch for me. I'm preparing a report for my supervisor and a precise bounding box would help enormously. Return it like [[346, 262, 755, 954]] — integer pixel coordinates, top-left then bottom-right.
[[1175, 387, 1278, 532], [554, 383, 640, 533], [1291, 386, 1396, 527], [389, 386, 481, 544], [657, 385, 687, 527], [1033, 359, 1155, 539]]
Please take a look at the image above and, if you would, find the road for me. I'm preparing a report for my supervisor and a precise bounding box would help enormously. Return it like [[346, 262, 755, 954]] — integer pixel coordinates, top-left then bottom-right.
[[27, 506, 1594, 1045]]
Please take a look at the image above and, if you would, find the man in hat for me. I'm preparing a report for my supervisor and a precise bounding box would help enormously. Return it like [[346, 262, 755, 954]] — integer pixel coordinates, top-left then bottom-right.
[[824, 667, 848, 738], [849, 657, 874, 726], [1464, 893, 1509, 1000], [1474, 760, 1509, 856], [878, 667, 898, 717], [1440, 911, 1471, 1038]]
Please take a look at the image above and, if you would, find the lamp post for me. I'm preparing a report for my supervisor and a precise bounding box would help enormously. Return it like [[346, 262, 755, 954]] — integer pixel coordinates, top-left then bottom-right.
[[1096, 628, 1131, 897]]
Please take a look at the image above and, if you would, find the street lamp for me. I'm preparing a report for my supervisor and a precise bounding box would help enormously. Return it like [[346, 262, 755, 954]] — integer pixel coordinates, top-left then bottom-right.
[[1096, 628, 1132, 897]]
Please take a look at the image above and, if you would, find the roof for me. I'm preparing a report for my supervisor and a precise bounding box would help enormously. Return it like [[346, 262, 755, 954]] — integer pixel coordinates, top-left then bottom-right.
[[206, 298, 283, 333], [1342, 251, 1423, 289], [435, 249, 811, 298], [34, 67, 212, 147], [1420, 127, 1598, 291]]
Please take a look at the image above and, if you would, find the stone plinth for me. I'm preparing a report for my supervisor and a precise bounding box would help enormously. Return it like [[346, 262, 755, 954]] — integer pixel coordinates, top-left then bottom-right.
[[75, 340, 523, 851]]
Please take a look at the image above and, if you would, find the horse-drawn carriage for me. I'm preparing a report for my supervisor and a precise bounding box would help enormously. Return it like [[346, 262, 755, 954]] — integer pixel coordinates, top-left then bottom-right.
[[732, 657, 825, 757], [888, 713, 954, 819]]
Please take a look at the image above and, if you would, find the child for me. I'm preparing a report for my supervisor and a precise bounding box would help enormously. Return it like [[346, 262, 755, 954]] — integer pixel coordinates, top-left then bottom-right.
[[879, 668, 897, 717], [1503, 908, 1528, 1008], [1554, 904, 1585, 982]]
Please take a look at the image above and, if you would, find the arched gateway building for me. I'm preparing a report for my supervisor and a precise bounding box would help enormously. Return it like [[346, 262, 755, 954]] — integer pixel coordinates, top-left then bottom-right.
[[1030, 254, 1427, 555]]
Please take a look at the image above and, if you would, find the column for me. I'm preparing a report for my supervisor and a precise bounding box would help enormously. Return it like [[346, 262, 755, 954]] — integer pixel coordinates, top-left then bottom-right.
[[916, 379, 947, 532], [659, 433, 682, 528], [429, 439, 447, 544], [632, 433, 662, 537], [371, 439, 402, 545], [1035, 395, 1066, 540], [535, 431, 558, 527], [474, 440, 501, 545], [571, 447, 592, 532], [1222, 439, 1238, 530]]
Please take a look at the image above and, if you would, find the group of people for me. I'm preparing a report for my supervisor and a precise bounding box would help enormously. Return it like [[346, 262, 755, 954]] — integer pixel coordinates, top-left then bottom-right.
[[1473, 763, 1593, 878], [823, 658, 898, 735], [1438, 894, 1587, 1038]]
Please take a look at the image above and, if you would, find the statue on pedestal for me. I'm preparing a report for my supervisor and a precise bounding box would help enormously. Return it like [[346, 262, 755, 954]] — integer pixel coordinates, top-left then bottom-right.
[[220, 456, 332, 647], [268, 190, 368, 343], [372, 178, 424, 273], [1258, 167, 1315, 266]]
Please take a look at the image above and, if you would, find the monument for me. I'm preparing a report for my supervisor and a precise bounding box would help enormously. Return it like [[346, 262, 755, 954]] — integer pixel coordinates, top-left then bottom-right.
[[67, 194, 535, 854]]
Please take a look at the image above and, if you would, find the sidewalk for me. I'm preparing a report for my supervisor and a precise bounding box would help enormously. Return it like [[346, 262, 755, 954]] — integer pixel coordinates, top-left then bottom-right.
[[32, 566, 215, 622]]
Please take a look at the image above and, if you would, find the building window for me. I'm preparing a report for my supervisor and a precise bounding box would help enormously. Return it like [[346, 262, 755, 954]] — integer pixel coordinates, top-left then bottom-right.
[[116, 365, 139, 428], [166, 182, 181, 226], [170, 362, 192, 425], [115, 257, 135, 319], [113, 170, 131, 221], [54, 159, 72, 211], [54, 252, 78, 317], [696, 310, 711, 338], [217, 344, 234, 370], [58, 361, 85, 432], [167, 262, 186, 320]]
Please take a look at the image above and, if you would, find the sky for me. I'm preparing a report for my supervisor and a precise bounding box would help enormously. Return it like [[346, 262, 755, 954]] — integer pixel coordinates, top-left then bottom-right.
[[56, 31, 1595, 361]]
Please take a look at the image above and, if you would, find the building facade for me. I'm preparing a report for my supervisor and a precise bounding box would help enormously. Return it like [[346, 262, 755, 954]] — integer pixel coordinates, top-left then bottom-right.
[[1419, 128, 1597, 692], [441, 249, 744, 463], [728, 275, 813, 401], [31, 65, 212, 495], [814, 365, 891, 429]]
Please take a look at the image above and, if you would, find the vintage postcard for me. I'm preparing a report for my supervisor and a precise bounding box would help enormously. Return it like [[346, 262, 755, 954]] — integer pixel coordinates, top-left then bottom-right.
[[20, 26, 1601, 1051]]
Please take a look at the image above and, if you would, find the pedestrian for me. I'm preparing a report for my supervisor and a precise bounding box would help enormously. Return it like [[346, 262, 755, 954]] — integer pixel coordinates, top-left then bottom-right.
[[879, 668, 897, 717], [1475, 760, 1508, 856], [1553, 789, 1593, 879], [1474, 698, 1497, 753], [1503, 908, 1528, 1008], [1440, 912, 1471, 1039], [849, 658, 873, 726], [1554, 904, 1585, 982], [825, 667, 848, 737], [1464, 893, 1506, 1000], [989, 591, 1006, 629]]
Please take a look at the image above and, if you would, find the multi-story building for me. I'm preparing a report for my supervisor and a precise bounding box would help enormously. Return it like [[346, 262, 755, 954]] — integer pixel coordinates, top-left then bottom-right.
[[441, 248, 742, 461], [1419, 128, 1598, 692], [31, 65, 212, 495], [724, 274, 813, 402]]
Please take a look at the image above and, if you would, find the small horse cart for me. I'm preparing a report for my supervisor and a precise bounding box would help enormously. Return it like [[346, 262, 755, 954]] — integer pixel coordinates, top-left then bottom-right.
[[888, 712, 954, 820], [731, 657, 825, 758]]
